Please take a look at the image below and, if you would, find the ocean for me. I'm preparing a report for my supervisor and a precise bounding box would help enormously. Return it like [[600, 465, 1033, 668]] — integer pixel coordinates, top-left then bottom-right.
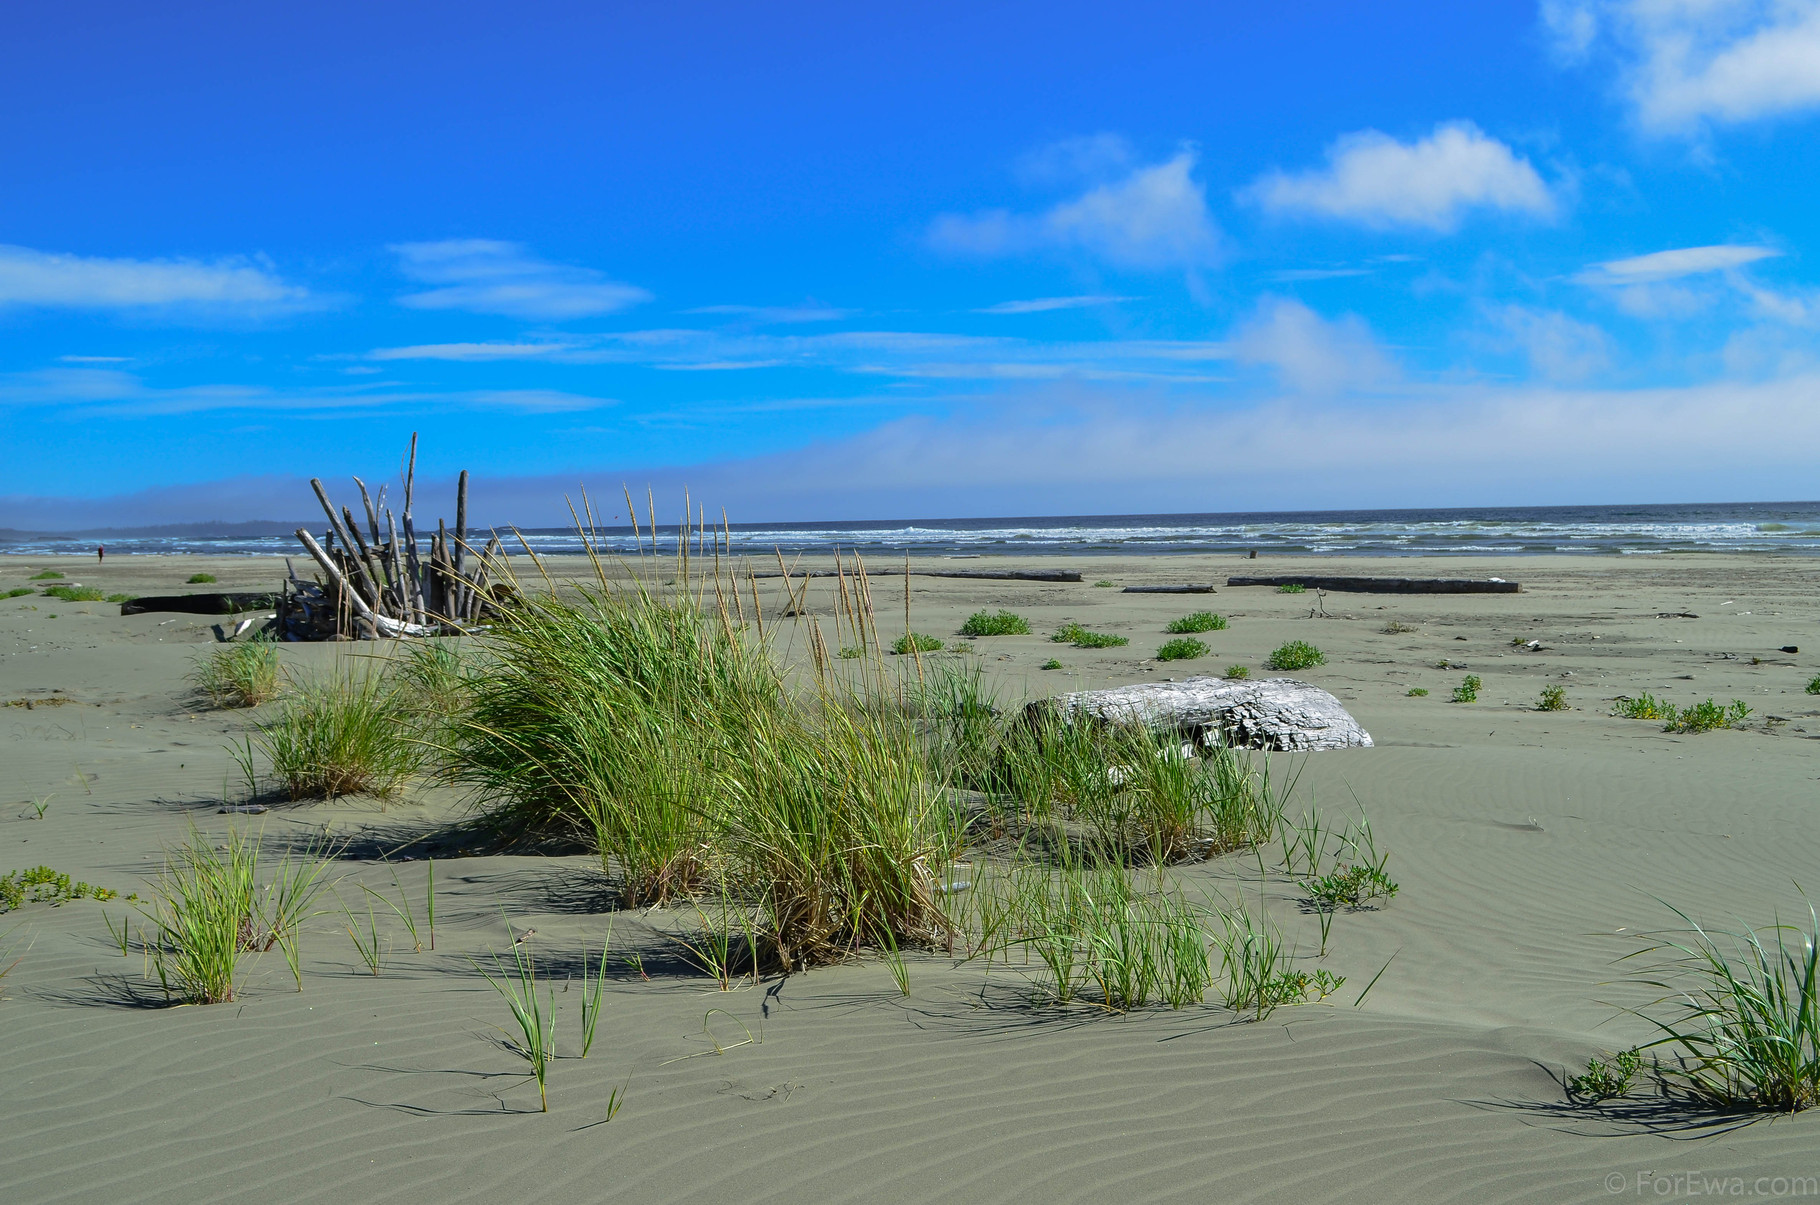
[[7, 501, 1820, 559]]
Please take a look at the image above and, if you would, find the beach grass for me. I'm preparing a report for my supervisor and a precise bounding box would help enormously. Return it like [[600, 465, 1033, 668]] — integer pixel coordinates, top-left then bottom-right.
[[187, 572, 218, 584], [2, 588, 31, 599], [42, 585, 105, 602], [28, 570, 61, 580], [141, 827, 259, 1005], [189, 640, 283, 708], [960, 609, 1031, 636], [1052, 622, 1128, 648], [1165, 611, 1227, 633], [1265, 640, 1324, 671], [1627, 899, 1820, 1112], [255, 663, 425, 801], [476, 933, 557, 1111], [892, 632, 944, 655]]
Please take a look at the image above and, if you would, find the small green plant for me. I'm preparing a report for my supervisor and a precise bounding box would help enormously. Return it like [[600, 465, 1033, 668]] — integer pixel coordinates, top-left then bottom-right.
[[339, 890, 384, 975], [1166, 612, 1227, 634], [1451, 674, 1481, 703], [1217, 898, 1336, 1020], [1806, 675, 1820, 696], [1041, 658, 1063, 670], [139, 828, 258, 1004], [190, 641, 283, 709], [960, 609, 1031, 636], [1667, 699, 1752, 734], [254, 666, 425, 800], [1304, 864, 1399, 909], [187, 572, 218, 584], [1, 865, 119, 912], [837, 645, 864, 660], [1570, 1048, 1644, 1101], [892, 632, 944, 655], [1537, 685, 1568, 711], [1406, 687, 1428, 697], [578, 923, 612, 1057], [1613, 693, 1670, 719], [1266, 640, 1324, 671], [1052, 623, 1128, 648], [105, 593, 130, 603], [1382, 620, 1416, 634], [2, 588, 31, 599], [1223, 665, 1249, 680], [1093, 580, 1116, 588], [1156, 637, 1208, 662], [43, 585, 105, 602], [29, 570, 62, 580], [1276, 583, 1306, 594], [476, 931, 557, 1112]]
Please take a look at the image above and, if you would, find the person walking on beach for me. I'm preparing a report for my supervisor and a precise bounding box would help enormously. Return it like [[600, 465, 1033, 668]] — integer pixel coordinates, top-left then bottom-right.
[[97, 545, 104, 562]]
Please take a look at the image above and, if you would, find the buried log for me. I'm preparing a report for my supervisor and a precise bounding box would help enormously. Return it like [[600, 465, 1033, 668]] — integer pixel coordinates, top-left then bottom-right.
[[120, 592, 282, 616], [1226, 575, 1519, 594], [752, 567, 1083, 583], [1121, 584, 1217, 594], [1028, 677, 1373, 752]]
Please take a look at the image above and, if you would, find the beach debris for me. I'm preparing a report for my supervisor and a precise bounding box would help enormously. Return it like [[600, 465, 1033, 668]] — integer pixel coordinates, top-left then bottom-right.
[[1122, 584, 1217, 593], [1656, 611, 1699, 618], [1781, 645, 1799, 654], [1227, 575, 1520, 594], [120, 591, 281, 616], [1031, 676, 1373, 751], [284, 434, 504, 640]]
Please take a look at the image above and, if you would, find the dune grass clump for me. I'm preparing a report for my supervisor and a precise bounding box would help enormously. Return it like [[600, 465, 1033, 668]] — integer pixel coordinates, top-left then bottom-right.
[[141, 828, 258, 1005], [1156, 637, 1208, 662], [1, 866, 119, 913], [42, 585, 105, 602], [254, 665, 425, 800], [1628, 900, 1820, 1112], [1275, 583, 1305, 594], [29, 570, 61, 580], [187, 572, 218, 584], [190, 640, 283, 709], [3, 587, 31, 599], [892, 632, 944, 655], [1052, 622, 1128, 648], [1265, 640, 1324, 671], [960, 609, 1030, 636], [1166, 611, 1227, 634]]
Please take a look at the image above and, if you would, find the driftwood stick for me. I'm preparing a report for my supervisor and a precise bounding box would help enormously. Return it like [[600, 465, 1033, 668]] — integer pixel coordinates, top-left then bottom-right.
[[310, 479, 381, 605], [401, 433, 425, 618], [353, 476, 383, 546], [296, 528, 377, 625], [454, 469, 468, 578], [384, 509, 413, 624]]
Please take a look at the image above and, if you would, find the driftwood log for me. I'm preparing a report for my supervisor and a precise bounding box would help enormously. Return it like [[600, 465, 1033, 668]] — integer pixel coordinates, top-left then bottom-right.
[[1121, 584, 1216, 594], [1029, 677, 1373, 752], [283, 434, 504, 640], [1226, 575, 1519, 594], [120, 592, 282, 616], [752, 567, 1082, 583]]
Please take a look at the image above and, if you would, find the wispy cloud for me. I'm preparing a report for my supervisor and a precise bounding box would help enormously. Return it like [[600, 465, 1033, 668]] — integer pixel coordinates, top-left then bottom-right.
[[1574, 244, 1782, 285], [1546, 1, 1820, 133], [1230, 297, 1397, 393], [0, 367, 616, 416], [974, 295, 1136, 315], [1479, 304, 1614, 381], [685, 303, 853, 323], [929, 149, 1223, 270], [0, 244, 313, 313], [368, 340, 580, 362], [392, 239, 651, 320], [1245, 122, 1555, 232], [1266, 268, 1372, 283]]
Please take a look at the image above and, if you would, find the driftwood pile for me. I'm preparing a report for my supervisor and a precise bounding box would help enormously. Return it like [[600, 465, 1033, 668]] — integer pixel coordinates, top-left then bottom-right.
[[285, 435, 502, 640]]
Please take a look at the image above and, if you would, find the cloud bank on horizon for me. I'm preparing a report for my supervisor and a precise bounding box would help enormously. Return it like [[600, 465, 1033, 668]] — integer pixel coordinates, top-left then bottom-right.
[[4, 0, 1820, 527]]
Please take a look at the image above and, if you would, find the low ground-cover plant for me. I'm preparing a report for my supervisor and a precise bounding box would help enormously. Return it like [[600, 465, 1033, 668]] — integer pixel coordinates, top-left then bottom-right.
[[1667, 699, 1751, 733], [1304, 864, 1399, 909], [28, 570, 61, 580], [2, 588, 31, 599], [1166, 612, 1227, 634], [1451, 674, 1482, 703], [1570, 1048, 1644, 1101], [254, 665, 425, 800], [190, 641, 282, 709], [1052, 622, 1128, 648], [1041, 658, 1063, 670], [187, 572, 217, 584], [892, 632, 944, 655], [1, 866, 120, 913], [1625, 899, 1820, 1112], [1537, 685, 1568, 711], [1382, 620, 1416, 634], [1266, 640, 1324, 671], [42, 585, 104, 602], [1612, 693, 1671, 720], [1807, 675, 1820, 695], [1224, 665, 1249, 680], [1093, 580, 1115, 588], [1406, 687, 1428, 697], [960, 609, 1030, 636], [1276, 583, 1305, 594], [1156, 637, 1207, 662]]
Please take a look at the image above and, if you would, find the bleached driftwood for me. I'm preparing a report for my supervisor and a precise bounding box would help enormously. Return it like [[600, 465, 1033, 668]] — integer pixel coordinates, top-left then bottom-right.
[[1030, 677, 1373, 752]]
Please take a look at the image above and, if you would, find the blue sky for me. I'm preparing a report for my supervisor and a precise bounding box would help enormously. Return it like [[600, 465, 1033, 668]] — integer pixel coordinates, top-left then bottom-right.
[[5, 0, 1820, 527]]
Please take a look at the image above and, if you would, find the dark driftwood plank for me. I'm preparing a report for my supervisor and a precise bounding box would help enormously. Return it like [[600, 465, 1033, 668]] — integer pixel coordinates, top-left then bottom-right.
[[1226, 575, 1520, 594], [752, 568, 1083, 583], [1122, 584, 1217, 594], [121, 592, 282, 616]]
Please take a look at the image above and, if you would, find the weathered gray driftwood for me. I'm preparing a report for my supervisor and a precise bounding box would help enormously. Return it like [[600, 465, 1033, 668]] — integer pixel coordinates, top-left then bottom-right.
[[1226, 575, 1518, 594], [1031, 677, 1373, 751]]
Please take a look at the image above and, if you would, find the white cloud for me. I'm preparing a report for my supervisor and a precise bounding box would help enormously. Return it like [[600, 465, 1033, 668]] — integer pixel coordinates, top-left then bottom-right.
[[1230, 297, 1397, 393], [1575, 243, 1782, 285], [0, 245, 311, 312], [1481, 305, 1614, 380], [685, 303, 853, 323], [1245, 122, 1555, 232], [368, 341, 579, 361], [392, 240, 650, 319], [975, 295, 1136, 315], [1550, 1, 1820, 132], [929, 150, 1223, 270]]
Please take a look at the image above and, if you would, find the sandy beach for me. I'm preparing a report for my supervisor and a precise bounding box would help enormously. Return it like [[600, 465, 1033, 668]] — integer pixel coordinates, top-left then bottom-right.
[[3, 550, 1817, 1203]]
